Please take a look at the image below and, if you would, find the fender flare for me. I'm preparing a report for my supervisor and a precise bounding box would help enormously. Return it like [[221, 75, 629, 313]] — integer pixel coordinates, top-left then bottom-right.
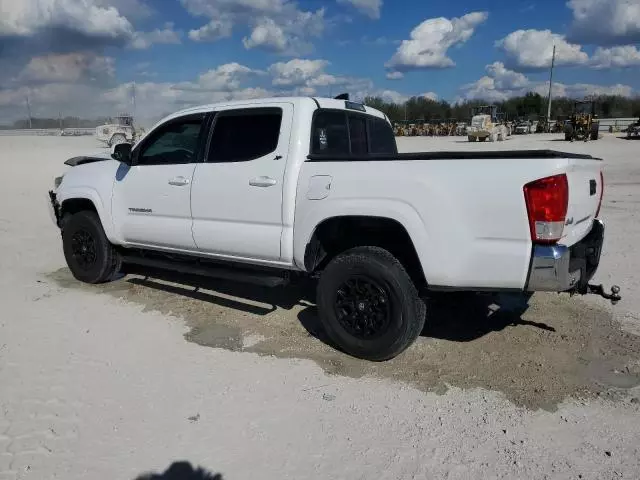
[[293, 199, 432, 280], [57, 187, 118, 243]]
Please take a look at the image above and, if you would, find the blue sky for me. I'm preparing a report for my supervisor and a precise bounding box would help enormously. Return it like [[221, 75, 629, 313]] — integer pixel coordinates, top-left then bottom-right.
[[1, 0, 639, 122]]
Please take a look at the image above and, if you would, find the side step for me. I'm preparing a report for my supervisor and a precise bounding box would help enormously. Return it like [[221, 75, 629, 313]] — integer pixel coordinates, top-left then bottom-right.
[[121, 254, 290, 288]]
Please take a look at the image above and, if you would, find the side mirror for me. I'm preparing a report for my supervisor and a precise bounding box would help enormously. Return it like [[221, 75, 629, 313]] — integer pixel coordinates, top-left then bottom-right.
[[111, 143, 132, 165]]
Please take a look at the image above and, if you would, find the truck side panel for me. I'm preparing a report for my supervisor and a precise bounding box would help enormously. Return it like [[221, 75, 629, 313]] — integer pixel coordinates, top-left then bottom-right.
[[295, 157, 576, 290]]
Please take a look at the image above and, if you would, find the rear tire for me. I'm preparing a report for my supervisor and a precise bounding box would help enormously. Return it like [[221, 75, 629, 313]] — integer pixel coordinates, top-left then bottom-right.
[[468, 135, 476, 142], [62, 211, 121, 284], [316, 246, 426, 361]]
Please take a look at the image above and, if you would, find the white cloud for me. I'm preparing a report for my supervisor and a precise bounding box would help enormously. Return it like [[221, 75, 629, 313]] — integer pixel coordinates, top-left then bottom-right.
[[188, 19, 233, 41], [0, 0, 134, 41], [532, 82, 635, 99], [337, 0, 382, 20], [422, 92, 438, 101], [182, 0, 325, 54], [485, 62, 529, 89], [567, 0, 640, 46], [96, 0, 153, 20], [386, 71, 404, 80], [460, 61, 635, 101], [590, 45, 640, 69], [176, 63, 263, 91], [386, 11, 488, 71], [242, 18, 292, 52], [0, 1, 178, 52], [372, 90, 409, 104], [461, 62, 534, 102], [19, 52, 116, 84], [130, 23, 181, 49], [267, 59, 355, 91], [496, 29, 589, 70]]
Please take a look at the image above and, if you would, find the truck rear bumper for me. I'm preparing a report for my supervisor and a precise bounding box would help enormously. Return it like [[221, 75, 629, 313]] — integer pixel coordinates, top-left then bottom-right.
[[526, 219, 604, 292]]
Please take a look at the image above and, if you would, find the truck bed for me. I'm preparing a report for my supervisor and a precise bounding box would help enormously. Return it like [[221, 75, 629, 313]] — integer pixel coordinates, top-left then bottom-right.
[[296, 150, 603, 291]]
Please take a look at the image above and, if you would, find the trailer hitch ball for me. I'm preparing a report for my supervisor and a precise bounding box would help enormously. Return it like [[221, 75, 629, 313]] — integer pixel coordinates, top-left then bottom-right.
[[587, 284, 622, 305]]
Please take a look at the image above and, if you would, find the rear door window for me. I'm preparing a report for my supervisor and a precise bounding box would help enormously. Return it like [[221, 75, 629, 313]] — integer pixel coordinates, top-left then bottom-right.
[[208, 108, 282, 162]]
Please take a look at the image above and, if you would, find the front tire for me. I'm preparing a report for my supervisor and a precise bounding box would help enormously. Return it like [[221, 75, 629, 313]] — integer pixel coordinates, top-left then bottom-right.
[[62, 211, 121, 284], [316, 247, 426, 361]]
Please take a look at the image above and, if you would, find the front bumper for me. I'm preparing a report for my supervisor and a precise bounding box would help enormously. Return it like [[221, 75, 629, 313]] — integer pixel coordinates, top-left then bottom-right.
[[526, 219, 604, 292]]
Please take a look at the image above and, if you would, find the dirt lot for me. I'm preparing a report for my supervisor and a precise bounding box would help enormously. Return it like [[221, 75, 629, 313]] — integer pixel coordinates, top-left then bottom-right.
[[1, 133, 640, 479]]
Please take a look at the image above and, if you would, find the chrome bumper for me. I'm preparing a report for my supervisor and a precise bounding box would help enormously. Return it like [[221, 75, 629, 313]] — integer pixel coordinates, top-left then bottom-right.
[[526, 219, 604, 292]]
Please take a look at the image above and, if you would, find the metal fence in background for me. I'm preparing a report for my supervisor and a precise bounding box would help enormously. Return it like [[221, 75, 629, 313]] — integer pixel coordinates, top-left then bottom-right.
[[597, 118, 637, 132], [0, 128, 95, 136]]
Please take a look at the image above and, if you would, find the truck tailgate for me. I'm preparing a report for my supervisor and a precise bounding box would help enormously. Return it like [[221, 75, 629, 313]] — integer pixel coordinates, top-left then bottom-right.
[[563, 158, 603, 247]]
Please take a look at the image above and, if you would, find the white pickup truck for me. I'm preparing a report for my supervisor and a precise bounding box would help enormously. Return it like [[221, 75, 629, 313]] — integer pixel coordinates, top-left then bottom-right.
[[48, 96, 619, 361]]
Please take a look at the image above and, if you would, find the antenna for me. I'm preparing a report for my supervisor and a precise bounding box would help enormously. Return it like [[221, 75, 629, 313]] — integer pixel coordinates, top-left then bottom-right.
[[546, 44, 556, 122]]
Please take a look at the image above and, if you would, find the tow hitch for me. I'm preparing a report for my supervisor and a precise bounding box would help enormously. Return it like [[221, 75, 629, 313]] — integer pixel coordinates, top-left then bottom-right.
[[584, 284, 622, 305]]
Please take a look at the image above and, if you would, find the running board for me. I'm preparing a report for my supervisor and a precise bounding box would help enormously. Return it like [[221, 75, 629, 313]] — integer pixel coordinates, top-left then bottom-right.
[[121, 254, 290, 288]]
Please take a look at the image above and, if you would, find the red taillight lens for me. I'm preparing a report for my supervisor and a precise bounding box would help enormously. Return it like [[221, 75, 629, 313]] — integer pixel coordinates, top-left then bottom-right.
[[524, 174, 569, 244], [595, 170, 604, 218]]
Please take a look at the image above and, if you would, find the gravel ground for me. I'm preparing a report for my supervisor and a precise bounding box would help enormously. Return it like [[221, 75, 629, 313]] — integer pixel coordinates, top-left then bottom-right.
[[1, 133, 639, 479]]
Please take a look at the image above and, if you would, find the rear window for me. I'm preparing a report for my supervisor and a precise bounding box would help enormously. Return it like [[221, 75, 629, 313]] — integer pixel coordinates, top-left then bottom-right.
[[348, 115, 368, 154], [311, 109, 396, 156], [311, 111, 349, 155]]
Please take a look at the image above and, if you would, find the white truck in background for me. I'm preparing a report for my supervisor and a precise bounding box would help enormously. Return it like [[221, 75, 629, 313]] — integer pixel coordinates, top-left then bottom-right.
[[48, 96, 620, 361]]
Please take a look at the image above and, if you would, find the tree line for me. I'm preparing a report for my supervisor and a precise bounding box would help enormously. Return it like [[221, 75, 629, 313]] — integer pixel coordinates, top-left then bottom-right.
[[363, 93, 640, 123]]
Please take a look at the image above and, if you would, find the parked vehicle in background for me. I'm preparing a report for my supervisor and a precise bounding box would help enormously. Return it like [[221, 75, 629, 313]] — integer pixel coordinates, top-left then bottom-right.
[[626, 117, 640, 138], [536, 117, 550, 133], [49, 95, 620, 361], [467, 105, 508, 142], [565, 101, 600, 142], [514, 120, 532, 135], [95, 114, 140, 147]]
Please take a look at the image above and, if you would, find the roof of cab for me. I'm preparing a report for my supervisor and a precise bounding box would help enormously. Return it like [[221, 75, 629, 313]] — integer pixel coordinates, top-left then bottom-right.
[[162, 96, 386, 124]]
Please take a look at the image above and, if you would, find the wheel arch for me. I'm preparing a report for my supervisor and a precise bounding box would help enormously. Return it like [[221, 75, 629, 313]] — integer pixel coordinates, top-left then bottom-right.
[[58, 190, 117, 242], [301, 214, 427, 288]]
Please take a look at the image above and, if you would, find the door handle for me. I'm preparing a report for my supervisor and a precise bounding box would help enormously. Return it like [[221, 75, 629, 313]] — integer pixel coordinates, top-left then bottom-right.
[[168, 176, 190, 186], [249, 176, 277, 187]]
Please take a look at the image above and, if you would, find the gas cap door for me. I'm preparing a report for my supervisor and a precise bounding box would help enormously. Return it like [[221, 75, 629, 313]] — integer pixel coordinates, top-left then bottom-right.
[[307, 175, 332, 200]]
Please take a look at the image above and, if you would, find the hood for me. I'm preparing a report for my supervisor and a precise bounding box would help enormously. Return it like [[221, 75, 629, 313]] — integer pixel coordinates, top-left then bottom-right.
[[64, 150, 113, 167]]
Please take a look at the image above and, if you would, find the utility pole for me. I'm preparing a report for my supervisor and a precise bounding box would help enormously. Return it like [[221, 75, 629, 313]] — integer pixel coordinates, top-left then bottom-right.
[[546, 44, 556, 122], [132, 81, 137, 120], [25, 94, 32, 129]]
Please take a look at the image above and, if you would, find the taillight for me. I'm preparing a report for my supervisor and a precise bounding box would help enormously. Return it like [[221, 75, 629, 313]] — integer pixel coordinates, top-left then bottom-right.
[[595, 170, 604, 218], [524, 174, 569, 244]]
